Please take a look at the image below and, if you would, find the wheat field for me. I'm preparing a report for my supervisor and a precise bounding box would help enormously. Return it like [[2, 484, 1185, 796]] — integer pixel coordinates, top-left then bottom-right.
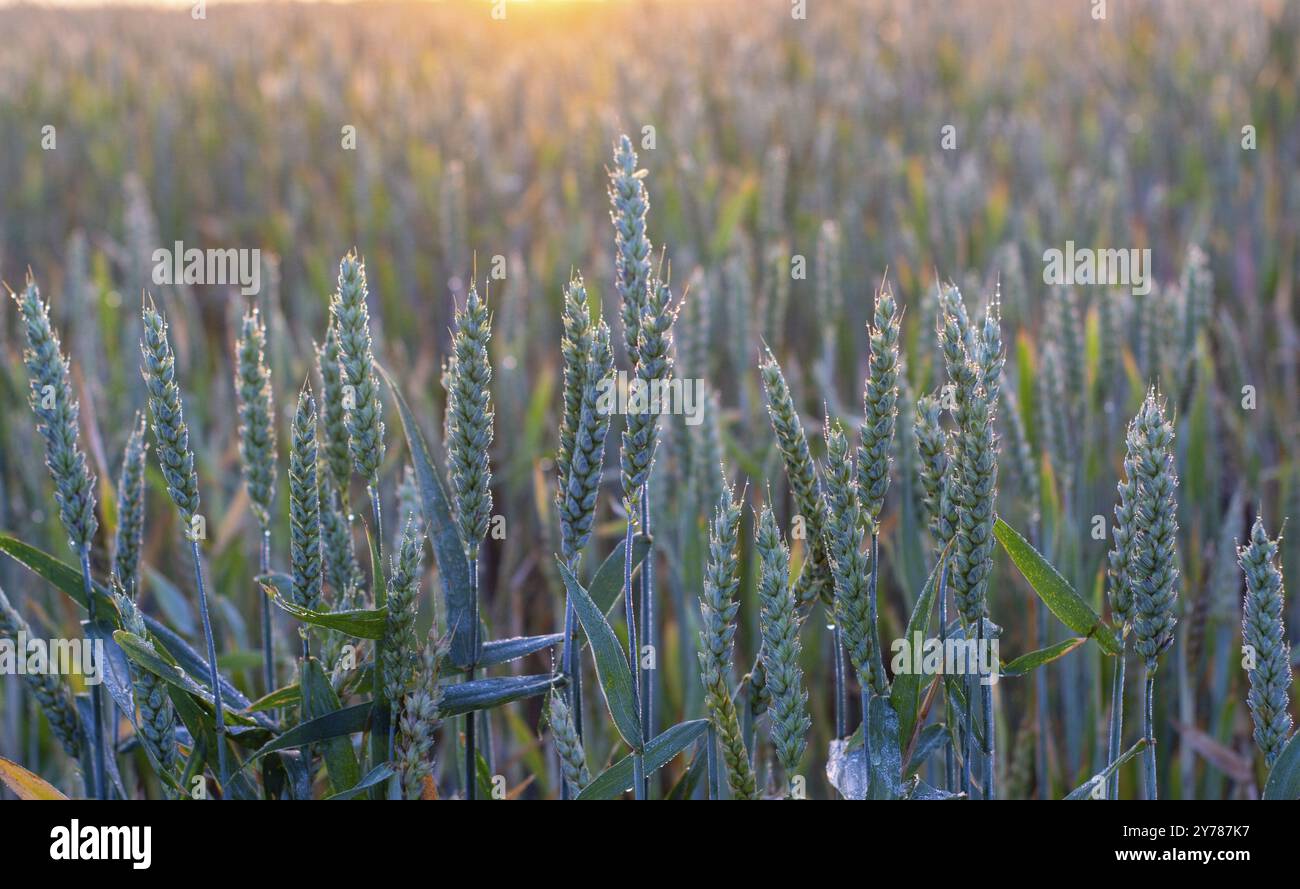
[[0, 0, 1297, 802]]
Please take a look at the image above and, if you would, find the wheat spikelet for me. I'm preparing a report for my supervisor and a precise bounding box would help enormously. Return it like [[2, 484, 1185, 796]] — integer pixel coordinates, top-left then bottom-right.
[[446, 281, 494, 560], [235, 307, 277, 529], [697, 484, 758, 800], [1238, 517, 1292, 767], [111, 413, 148, 599]]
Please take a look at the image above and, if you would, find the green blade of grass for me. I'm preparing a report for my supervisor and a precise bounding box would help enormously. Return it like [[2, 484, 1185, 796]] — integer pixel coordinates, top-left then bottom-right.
[[301, 656, 361, 794], [439, 673, 565, 718], [324, 763, 395, 800], [114, 630, 260, 727], [577, 720, 709, 799], [1263, 733, 1300, 800], [890, 543, 948, 754], [993, 517, 1120, 655], [1000, 637, 1087, 677], [558, 559, 642, 750], [259, 572, 388, 638], [375, 361, 476, 668], [241, 702, 373, 770]]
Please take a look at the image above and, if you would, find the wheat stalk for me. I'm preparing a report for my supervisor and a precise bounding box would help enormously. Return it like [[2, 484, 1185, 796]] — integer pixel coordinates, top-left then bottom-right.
[[446, 279, 494, 798], [1126, 389, 1178, 799], [141, 295, 229, 789], [111, 413, 148, 600], [9, 276, 105, 796]]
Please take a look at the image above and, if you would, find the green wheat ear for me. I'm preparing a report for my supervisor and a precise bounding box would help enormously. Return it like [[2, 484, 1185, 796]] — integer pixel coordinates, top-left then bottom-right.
[[235, 306, 277, 529], [1238, 517, 1292, 767], [446, 280, 494, 560], [140, 296, 200, 529], [329, 251, 385, 488], [115, 590, 179, 780], [561, 320, 613, 564], [112, 413, 148, 599], [557, 273, 594, 512], [913, 391, 949, 546], [396, 632, 450, 800], [609, 134, 653, 365], [316, 315, 354, 509], [759, 348, 832, 608], [383, 518, 425, 704], [10, 276, 98, 552], [557, 273, 612, 566], [858, 282, 901, 531], [620, 275, 677, 505], [754, 503, 809, 792], [1128, 389, 1179, 670], [548, 689, 590, 796], [289, 385, 323, 612], [697, 483, 758, 800], [822, 420, 876, 692]]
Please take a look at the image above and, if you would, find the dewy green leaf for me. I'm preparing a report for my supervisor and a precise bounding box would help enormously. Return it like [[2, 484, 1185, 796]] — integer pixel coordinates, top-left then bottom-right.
[[890, 546, 947, 756], [474, 633, 564, 670], [144, 615, 268, 725], [1263, 732, 1300, 800], [577, 720, 709, 800], [0, 532, 113, 613], [994, 517, 1120, 655], [114, 631, 259, 727], [374, 361, 476, 668], [247, 684, 300, 712], [1000, 637, 1087, 677], [866, 694, 906, 799], [325, 763, 395, 800], [166, 687, 261, 799], [84, 619, 135, 719], [259, 572, 388, 639], [904, 723, 949, 778], [301, 656, 361, 794], [242, 702, 373, 770], [439, 673, 563, 717], [587, 533, 652, 616], [558, 559, 642, 749]]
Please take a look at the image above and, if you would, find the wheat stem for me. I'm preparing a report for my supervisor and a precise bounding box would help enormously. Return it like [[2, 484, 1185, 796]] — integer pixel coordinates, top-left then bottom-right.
[[1107, 637, 1127, 799]]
